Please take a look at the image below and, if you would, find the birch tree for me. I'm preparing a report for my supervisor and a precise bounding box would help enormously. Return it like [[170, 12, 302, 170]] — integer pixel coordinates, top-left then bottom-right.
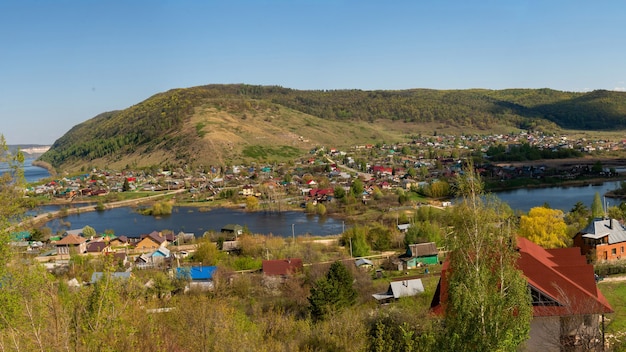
[[442, 166, 532, 351]]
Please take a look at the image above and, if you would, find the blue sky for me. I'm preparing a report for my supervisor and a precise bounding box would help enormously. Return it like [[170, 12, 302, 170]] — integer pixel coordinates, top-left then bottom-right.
[[1, 0, 625, 145]]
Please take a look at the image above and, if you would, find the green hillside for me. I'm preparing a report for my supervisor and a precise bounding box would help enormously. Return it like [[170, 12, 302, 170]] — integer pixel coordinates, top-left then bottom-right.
[[39, 85, 626, 171]]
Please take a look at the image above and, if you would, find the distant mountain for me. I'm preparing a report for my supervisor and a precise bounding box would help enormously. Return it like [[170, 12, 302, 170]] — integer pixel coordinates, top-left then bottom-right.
[[39, 85, 626, 171]]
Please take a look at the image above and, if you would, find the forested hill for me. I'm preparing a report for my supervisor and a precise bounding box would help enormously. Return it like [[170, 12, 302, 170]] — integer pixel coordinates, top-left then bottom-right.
[[39, 85, 626, 171]]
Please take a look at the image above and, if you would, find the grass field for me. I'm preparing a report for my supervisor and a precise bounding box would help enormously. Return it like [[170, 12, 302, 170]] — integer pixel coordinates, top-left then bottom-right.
[[598, 278, 626, 349]]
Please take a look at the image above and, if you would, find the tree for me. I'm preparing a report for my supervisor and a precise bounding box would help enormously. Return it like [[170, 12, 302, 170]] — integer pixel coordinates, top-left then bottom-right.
[[308, 261, 357, 321], [82, 225, 97, 238], [519, 207, 569, 248], [333, 185, 346, 200], [194, 238, 221, 265], [350, 178, 364, 198], [342, 226, 370, 257], [245, 196, 259, 211], [591, 192, 604, 219], [122, 178, 130, 192], [442, 165, 532, 351]]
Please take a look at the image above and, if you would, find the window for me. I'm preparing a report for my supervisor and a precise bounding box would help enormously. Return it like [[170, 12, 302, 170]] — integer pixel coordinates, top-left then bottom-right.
[[612, 248, 617, 255], [622, 246, 624, 253]]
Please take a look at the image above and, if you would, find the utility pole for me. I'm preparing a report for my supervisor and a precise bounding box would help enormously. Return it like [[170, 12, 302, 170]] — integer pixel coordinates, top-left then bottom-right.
[[349, 237, 353, 258]]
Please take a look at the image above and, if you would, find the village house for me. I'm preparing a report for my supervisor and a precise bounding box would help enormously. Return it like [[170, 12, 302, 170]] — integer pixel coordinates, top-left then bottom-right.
[[572, 217, 626, 262], [55, 234, 87, 256], [401, 242, 439, 269], [135, 231, 169, 252], [373, 277, 425, 304], [431, 237, 613, 351], [176, 266, 218, 292], [262, 258, 303, 277]]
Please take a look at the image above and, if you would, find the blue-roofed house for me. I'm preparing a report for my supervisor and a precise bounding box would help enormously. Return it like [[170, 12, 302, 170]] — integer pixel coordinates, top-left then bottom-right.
[[176, 266, 218, 291]]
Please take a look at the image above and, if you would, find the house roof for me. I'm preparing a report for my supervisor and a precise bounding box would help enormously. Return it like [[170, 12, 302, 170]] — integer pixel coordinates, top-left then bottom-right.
[[431, 237, 613, 317], [408, 242, 438, 257], [56, 234, 87, 245], [86, 241, 108, 252], [176, 266, 217, 280], [355, 258, 374, 267], [397, 224, 411, 231], [517, 236, 613, 316], [262, 258, 303, 276], [389, 278, 425, 298], [221, 224, 243, 232], [373, 278, 425, 301], [141, 231, 167, 245], [90, 272, 131, 284], [579, 218, 626, 244], [65, 228, 85, 237], [151, 247, 170, 257]]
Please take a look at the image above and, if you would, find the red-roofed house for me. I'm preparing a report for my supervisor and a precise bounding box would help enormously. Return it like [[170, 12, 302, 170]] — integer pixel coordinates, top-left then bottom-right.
[[431, 237, 613, 351], [262, 258, 303, 277]]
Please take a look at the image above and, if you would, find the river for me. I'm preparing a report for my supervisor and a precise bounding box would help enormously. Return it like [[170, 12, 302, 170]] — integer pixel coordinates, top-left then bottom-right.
[[492, 181, 623, 213], [42, 207, 346, 238], [0, 157, 51, 183]]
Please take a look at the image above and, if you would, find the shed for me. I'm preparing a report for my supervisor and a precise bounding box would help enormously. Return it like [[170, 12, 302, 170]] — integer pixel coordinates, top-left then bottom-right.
[[373, 278, 425, 303], [404, 242, 439, 268]]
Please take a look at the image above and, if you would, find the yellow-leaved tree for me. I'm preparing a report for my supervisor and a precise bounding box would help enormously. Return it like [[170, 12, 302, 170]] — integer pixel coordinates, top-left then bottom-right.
[[519, 206, 569, 248]]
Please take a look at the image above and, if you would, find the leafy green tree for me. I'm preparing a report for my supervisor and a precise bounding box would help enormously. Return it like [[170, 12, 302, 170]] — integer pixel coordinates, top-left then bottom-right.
[[122, 177, 130, 192], [194, 238, 221, 266], [442, 166, 532, 351], [342, 226, 370, 257], [82, 225, 97, 238], [309, 261, 357, 321], [591, 192, 604, 219], [350, 178, 364, 197], [333, 185, 346, 200]]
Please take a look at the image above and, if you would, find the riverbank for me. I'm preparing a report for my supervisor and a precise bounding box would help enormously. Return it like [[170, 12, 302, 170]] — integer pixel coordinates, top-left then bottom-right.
[[31, 159, 56, 177], [19, 189, 186, 229], [485, 175, 626, 193]]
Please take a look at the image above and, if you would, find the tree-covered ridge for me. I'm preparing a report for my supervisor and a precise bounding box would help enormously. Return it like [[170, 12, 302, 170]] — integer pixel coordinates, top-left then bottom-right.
[[40, 88, 209, 167], [39, 84, 626, 169]]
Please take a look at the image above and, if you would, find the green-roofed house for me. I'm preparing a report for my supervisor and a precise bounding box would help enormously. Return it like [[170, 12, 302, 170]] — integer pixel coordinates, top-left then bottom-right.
[[402, 242, 439, 269], [221, 224, 243, 239]]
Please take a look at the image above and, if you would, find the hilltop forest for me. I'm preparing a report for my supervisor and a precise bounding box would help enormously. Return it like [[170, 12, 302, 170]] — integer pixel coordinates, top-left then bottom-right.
[[39, 85, 626, 171]]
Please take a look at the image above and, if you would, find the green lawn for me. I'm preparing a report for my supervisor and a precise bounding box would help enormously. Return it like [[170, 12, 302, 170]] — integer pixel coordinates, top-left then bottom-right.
[[598, 279, 626, 346]]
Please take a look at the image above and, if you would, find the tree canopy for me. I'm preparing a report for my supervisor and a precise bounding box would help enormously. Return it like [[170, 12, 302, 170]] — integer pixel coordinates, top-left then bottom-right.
[[519, 207, 569, 248]]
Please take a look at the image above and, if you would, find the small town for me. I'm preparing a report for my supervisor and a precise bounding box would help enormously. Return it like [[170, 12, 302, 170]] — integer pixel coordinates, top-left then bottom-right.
[[4, 130, 626, 351]]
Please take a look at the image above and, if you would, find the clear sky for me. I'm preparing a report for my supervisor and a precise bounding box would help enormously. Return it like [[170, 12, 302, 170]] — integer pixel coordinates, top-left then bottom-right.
[[1, 0, 625, 145]]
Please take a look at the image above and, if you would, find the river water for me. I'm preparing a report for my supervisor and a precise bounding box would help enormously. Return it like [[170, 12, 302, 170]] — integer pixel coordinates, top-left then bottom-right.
[[492, 181, 623, 213], [0, 157, 51, 183], [42, 207, 345, 238]]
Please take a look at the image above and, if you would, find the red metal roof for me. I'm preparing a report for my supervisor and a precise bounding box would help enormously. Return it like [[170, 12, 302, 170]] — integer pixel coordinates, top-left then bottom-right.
[[431, 237, 613, 317], [262, 259, 303, 276]]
